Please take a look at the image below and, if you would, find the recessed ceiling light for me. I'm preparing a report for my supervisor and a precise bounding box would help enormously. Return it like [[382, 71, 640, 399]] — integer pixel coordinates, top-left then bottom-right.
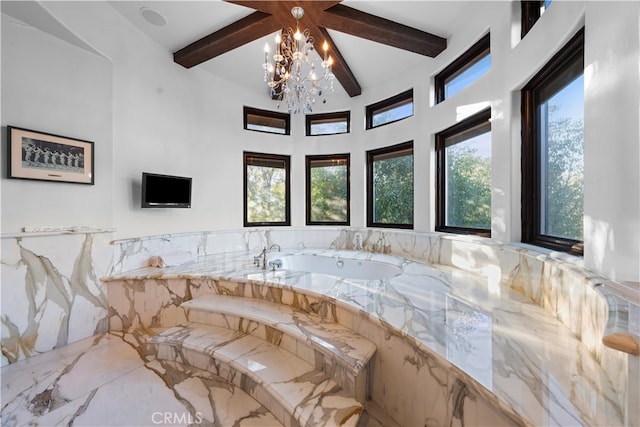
[[140, 7, 167, 27]]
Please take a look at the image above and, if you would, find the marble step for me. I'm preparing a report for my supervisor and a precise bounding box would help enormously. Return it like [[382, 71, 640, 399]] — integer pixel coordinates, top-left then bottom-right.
[[149, 323, 362, 427], [182, 294, 377, 402]]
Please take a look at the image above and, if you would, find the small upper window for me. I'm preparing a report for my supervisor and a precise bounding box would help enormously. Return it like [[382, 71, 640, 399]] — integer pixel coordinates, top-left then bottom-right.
[[435, 34, 490, 103], [366, 89, 413, 129], [521, 0, 552, 38], [244, 106, 290, 135], [306, 111, 350, 136]]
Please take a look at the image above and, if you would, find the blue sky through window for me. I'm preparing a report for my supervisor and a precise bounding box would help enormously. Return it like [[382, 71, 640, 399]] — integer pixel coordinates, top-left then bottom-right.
[[445, 54, 491, 99], [549, 74, 583, 120]]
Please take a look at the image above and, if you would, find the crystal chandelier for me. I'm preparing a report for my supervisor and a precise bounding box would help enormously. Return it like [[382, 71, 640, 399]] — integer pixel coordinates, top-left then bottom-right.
[[263, 6, 335, 114]]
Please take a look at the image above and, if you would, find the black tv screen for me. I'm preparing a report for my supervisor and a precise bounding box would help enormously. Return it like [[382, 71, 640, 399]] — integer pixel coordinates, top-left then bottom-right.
[[141, 172, 192, 208]]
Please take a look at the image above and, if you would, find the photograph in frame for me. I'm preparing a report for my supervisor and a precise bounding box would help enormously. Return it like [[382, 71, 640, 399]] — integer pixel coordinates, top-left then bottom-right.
[[7, 126, 94, 185]]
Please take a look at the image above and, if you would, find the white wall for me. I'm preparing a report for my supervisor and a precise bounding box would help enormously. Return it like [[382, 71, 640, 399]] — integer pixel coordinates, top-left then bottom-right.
[[583, 2, 640, 282], [1, 1, 638, 282], [1, 10, 113, 231]]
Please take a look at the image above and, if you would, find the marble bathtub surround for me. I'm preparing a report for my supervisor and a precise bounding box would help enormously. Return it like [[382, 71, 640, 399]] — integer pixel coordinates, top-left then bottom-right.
[[109, 228, 637, 358], [0, 331, 283, 426], [104, 247, 634, 426]]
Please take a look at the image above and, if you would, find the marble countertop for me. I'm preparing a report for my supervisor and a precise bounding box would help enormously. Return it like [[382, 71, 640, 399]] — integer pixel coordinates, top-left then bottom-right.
[[103, 248, 629, 427]]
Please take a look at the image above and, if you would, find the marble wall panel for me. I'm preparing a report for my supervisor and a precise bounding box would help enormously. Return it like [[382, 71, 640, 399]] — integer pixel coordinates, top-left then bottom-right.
[[110, 232, 200, 274], [1, 232, 112, 366]]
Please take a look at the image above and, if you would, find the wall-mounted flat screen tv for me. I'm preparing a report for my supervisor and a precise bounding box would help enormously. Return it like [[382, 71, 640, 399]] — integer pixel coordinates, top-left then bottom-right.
[[141, 172, 192, 208]]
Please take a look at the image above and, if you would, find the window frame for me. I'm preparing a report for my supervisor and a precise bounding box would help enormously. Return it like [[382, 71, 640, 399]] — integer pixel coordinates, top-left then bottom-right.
[[305, 154, 351, 226], [366, 141, 414, 229], [243, 106, 291, 135], [434, 33, 490, 104], [521, 1, 551, 38], [435, 108, 492, 237], [521, 27, 584, 255], [365, 89, 413, 130], [243, 151, 291, 227], [305, 111, 351, 136]]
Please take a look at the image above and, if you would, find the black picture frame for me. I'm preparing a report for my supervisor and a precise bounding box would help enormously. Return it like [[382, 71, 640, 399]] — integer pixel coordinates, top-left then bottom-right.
[[7, 126, 94, 185]]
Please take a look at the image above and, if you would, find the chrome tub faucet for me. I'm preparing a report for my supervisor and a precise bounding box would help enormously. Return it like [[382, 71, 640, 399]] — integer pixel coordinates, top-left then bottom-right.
[[254, 244, 281, 270]]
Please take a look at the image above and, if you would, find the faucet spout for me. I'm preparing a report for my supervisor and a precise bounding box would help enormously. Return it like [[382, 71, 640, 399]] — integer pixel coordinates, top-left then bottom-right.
[[254, 244, 280, 270]]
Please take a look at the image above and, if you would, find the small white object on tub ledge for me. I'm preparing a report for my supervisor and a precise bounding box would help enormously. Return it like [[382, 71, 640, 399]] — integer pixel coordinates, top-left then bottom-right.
[[149, 251, 194, 267]]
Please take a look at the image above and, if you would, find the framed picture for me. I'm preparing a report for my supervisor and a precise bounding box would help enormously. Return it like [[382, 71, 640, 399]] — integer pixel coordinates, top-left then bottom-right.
[[7, 126, 94, 185]]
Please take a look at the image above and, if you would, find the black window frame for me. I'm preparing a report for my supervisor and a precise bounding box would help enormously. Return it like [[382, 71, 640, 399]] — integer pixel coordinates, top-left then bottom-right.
[[365, 89, 413, 130], [305, 111, 351, 136], [434, 33, 490, 104], [305, 154, 351, 226], [243, 106, 291, 135], [243, 151, 291, 227], [435, 108, 492, 237], [521, 28, 584, 255], [521, 1, 552, 38], [366, 141, 414, 229]]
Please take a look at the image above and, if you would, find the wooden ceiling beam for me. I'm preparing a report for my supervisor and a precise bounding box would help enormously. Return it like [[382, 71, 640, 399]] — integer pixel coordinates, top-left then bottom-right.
[[174, 11, 279, 68], [316, 27, 361, 97], [319, 4, 446, 57]]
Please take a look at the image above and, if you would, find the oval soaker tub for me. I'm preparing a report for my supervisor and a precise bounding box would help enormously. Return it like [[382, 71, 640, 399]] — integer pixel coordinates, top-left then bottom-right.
[[268, 254, 402, 280]]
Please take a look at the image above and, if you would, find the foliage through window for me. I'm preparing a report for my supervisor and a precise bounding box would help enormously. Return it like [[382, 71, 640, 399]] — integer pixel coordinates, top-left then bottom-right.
[[244, 152, 290, 226], [306, 155, 350, 225], [522, 28, 584, 254], [366, 89, 413, 129], [367, 142, 414, 228], [244, 106, 290, 135], [435, 34, 490, 103], [306, 111, 350, 136], [436, 109, 491, 236]]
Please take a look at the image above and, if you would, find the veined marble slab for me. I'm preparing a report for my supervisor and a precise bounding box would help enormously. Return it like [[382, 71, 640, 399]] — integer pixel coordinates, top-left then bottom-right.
[[1, 232, 112, 366]]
